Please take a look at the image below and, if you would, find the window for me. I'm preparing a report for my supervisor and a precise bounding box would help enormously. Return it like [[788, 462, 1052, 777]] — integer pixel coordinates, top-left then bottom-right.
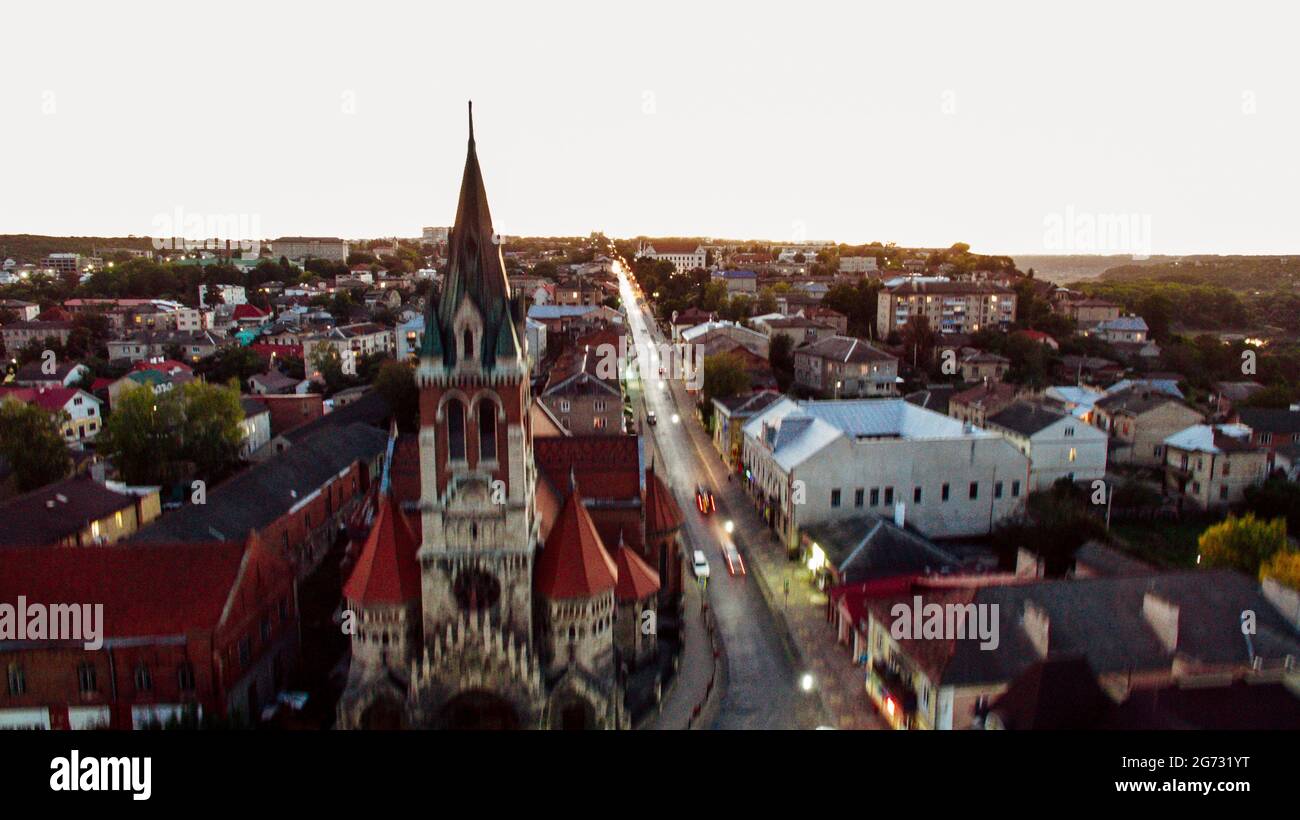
[[1153, 445, 1162, 457], [6, 664, 24, 696], [1222, 460, 1230, 477], [1261, 432, 1273, 445], [870, 488, 879, 506], [1064, 427, 1074, 437], [1068, 447, 1077, 462], [593, 417, 608, 430], [941, 483, 950, 502], [994, 481, 1003, 499], [884, 487, 894, 506], [854, 488, 864, 508], [77, 662, 97, 694], [134, 664, 152, 692], [447, 399, 466, 461], [558, 399, 571, 413], [177, 662, 195, 691], [593, 400, 607, 412], [479, 405, 497, 461], [1220, 486, 1229, 500], [913, 486, 922, 504], [830, 489, 841, 508], [969, 482, 979, 500], [1012, 480, 1021, 497], [462, 328, 474, 360]]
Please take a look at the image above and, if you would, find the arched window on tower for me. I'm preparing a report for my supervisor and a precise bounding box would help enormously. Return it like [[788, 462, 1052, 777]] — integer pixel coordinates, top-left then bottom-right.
[[447, 399, 466, 461], [479, 404, 497, 461], [463, 328, 474, 361]]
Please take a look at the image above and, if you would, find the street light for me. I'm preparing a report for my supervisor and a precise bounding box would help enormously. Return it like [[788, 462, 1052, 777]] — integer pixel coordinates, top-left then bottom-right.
[[800, 673, 815, 692], [671, 413, 680, 425], [724, 520, 734, 534]]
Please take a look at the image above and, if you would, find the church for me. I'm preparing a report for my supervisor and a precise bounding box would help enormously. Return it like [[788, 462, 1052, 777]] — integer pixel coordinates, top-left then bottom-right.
[[336, 106, 684, 730]]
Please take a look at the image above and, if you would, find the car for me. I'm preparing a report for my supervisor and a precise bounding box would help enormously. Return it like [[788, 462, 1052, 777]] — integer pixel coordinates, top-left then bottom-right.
[[695, 485, 715, 515], [721, 540, 746, 576], [646, 410, 657, 425], [691, 550, 711, 579]]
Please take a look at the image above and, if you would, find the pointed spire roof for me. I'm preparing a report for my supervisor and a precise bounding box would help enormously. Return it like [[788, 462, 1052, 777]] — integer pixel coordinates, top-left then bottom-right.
[[643, 465, 684, 536], [614, 533, 660, 603], [425, 101, 512, 367], [343, 493, 421, 606], [535, 482, 617, 600]]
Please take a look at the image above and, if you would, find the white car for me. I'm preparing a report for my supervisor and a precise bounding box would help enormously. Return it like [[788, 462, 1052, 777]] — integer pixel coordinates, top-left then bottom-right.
[[691, 549, 711, 579]]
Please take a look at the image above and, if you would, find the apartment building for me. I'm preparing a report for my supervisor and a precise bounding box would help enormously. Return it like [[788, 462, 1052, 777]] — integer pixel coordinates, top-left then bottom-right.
[[1093, 387, 1205, 467], [876, 281, 1016, 336], [272, 236, 351, 262]]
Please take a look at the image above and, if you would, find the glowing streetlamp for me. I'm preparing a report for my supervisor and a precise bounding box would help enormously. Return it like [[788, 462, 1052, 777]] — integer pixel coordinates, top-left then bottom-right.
[[800, 673, 815, 692], [723, 520, 734, 535]]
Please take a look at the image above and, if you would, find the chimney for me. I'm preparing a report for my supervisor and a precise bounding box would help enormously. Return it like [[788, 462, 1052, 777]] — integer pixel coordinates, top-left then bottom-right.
[[1142, 591, 1180, 652], [1021, 601, 1050, 658]]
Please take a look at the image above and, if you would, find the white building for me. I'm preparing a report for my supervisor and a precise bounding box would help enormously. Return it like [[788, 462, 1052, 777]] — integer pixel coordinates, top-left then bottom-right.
[[839, 255, 879, 275], [272, 236, 351, 262], [637, 240, 707, 273], [396, 314, 424, 363], [983, 401, 1109, 491], [204, 283, 247, 306], [741, 398, 1030, 548]]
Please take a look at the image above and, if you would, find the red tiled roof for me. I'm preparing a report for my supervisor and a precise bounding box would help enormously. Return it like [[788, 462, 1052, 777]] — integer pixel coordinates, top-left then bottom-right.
[[534, 485, 617, 600], [233, 303, 269, 320], [534, 436, 642, 501], [0, 540, 247, 637], [0, 385, 88, 412], [614, 544, 660, 602], [130, 358, 192, 374], [343, 493, 421, 605]]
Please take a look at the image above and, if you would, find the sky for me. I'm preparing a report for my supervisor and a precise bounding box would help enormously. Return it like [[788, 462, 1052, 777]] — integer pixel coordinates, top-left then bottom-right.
[[3, 0, 1299, 256]]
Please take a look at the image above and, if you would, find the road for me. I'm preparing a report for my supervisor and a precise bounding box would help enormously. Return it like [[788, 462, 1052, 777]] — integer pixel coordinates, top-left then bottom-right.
[[616, 261, 826, 729]]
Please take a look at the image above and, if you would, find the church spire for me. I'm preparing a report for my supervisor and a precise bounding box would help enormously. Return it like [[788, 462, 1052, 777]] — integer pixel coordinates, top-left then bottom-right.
[[423, 102, 515, 367]]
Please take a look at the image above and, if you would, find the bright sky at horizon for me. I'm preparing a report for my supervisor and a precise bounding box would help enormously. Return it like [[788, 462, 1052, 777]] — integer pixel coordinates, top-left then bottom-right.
[[3, 0, 1299, 255]]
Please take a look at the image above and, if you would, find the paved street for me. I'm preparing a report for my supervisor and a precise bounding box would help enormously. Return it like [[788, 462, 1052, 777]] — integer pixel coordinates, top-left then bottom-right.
[[616, 262, 865, 730]]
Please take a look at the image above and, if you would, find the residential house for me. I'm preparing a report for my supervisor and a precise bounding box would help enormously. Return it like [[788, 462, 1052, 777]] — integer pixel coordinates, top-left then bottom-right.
[[1093, 388, 1205, 467], [0, 386, 103, 442], [793, 336, 899, 398], [0, 475, 161, 547], [948, 382, 1024, 428], [14, 360, 89, 388], [985, 401, 1109, 490], [1163, 424, 1268, 509], [959, 351, 1011, 383], [637, 240, 707, 273], [536, 348, 624, 435], [754, 316, 834, 347], [239, 397, 271, 458], [1, 320, 73, 353], [711, 391, 783, 473]]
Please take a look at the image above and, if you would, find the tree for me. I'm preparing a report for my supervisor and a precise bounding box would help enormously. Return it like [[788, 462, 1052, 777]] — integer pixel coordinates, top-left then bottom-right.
[[374, 360, 419, 432], [1198, 513, 1286, 576], [97, 385, 184, 485], [194, 345, 264, 390], [991, 481, 1106, 576], [310, 344, 351, 395], [1260, 549, 1300, 590], [755, 288, 778, 316], [1242, 479, 1300, 536], [899, 316, 936, 372], [97, 381, 244, 485], [0, 402, 71, 491], [702, 353, 750, 406], [769, 332, 795, 392], [175, 380, 245, 481]]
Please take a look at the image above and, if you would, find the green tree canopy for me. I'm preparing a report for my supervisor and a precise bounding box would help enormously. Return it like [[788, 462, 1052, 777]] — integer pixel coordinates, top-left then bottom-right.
[[0, 401, 71, 492]]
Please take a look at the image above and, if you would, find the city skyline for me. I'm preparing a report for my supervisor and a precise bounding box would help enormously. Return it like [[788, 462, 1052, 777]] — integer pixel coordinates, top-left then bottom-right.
[[4, 0, 1299, 255]]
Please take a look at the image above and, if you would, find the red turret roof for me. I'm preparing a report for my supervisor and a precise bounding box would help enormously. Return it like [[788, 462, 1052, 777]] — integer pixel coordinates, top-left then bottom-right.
[[535, 484, 617, 600], [614, 543, 660, 602], [643, 465, 683, 536], [343, 493, 421, 605]]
